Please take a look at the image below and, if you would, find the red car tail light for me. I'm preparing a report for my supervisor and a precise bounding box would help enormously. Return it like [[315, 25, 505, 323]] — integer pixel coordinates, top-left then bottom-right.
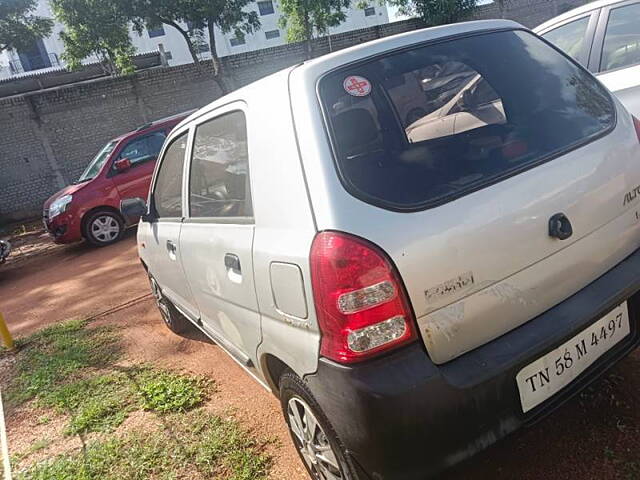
[[310, 231, 417, 363]]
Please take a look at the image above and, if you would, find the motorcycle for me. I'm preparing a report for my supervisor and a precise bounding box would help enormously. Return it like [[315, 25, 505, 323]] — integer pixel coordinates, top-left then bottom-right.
[[0, 240, 11, 264]]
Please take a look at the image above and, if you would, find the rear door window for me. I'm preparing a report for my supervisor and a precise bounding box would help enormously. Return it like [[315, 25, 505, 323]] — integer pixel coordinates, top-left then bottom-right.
[[319, 29, 615, 211], [541, 16, 591, 64], [600, 2, 640, 72], [189, 111, 252, 219]]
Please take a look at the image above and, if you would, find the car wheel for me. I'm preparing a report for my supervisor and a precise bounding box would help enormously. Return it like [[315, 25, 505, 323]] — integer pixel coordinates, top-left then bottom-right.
[[148, 275, 191, 334], [279, 372, 356, 480], [84, 210, 124, 246]]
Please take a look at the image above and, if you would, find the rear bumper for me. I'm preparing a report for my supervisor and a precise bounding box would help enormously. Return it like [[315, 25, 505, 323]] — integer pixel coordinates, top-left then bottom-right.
[[305, 248, 640, 479]]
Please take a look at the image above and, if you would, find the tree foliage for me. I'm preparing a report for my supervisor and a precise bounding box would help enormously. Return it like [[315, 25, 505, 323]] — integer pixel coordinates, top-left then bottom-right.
[[0, 0, 53, 53], [129, 0, 260, 90], [50, 0, 135, 74], [278, 0, 351, 57], [389, 0, 477, 26]]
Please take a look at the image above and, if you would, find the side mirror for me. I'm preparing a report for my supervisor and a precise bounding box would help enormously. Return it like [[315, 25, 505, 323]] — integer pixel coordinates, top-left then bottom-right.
[[114, 158, 131, 172], [120, 197, 150, 223]]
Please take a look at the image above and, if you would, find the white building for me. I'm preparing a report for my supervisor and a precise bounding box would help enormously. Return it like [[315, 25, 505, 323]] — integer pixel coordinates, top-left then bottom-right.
[[0, 0, 390, 79]]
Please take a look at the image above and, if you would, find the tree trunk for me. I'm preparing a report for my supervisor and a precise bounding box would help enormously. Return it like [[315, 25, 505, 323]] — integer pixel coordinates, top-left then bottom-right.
[[303, 10, 313, 60], [162, 17, 201, 65], [102, 49, 116, 76], [497, 0, 507, 18], [206, 19, 233, 95]]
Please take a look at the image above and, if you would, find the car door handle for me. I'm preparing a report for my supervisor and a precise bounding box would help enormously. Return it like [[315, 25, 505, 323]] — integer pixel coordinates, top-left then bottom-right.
[[166, 240, 177, 253], [224, 253, 241, 273]]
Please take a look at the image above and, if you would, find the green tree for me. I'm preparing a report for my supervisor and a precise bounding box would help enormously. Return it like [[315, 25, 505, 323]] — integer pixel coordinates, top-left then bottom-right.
[[129, 0, 260, 92], [0, 0, 53, 53], [389, 0, 477, 26], [50, 0, 135, 75], [278, 0, 351, 58]]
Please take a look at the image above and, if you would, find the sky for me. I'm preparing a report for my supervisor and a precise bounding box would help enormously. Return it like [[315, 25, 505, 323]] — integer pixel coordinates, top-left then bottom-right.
[[387, 4, 409, 22]]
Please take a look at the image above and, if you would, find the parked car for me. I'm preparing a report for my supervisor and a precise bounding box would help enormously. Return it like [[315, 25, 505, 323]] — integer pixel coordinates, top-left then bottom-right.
[[43, 110, 194, 246], [535, 0, 640, 116], [126, 19, 640, 479], [0, 240, 10, 264]]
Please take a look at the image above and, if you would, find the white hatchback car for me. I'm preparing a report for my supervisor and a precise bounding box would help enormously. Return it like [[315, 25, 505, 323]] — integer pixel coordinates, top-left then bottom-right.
[[535, 0, 640, 116], [124, 19, 640, 479]]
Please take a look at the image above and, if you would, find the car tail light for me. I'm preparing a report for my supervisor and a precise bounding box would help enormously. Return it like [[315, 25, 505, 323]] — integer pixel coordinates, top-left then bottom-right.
[[633, 116, 640, 143], [310, 231, 417, 363]]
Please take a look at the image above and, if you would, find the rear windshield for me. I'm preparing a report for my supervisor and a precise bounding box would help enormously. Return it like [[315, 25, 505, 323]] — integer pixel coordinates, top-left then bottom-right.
[[319, 29, 615, 210]]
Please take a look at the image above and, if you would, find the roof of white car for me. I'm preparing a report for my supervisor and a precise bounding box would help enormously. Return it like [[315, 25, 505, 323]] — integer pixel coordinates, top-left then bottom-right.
[[301, 19, 522, 71], [177, 19, 523, 130], [535, 0, 622, 31]]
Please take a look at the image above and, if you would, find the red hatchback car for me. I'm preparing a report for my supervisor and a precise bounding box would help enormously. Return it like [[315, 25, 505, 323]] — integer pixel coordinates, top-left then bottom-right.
[[43, 111, 193, 246]]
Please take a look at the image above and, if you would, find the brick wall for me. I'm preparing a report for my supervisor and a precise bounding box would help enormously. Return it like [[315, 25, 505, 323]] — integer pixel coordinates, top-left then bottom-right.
[[0, 64, 222, 222], [0, 0, 591, 223]]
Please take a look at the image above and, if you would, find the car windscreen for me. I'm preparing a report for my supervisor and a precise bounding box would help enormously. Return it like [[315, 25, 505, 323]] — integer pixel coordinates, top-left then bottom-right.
[[318, 29, 615, 211], [77, 140, 117, 183]]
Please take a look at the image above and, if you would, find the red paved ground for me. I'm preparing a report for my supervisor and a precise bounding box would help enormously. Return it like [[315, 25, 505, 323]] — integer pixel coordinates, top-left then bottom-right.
[[2, 231, 638, 479]]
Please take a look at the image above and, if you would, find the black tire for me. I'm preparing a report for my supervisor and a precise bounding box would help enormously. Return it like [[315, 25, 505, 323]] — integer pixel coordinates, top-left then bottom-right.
[[83, 209, 125, 247], [279, 372, 357, 480], [148, 274, 191, 334]]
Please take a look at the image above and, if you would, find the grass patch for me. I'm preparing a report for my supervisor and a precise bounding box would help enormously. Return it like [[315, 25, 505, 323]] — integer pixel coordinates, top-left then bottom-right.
[[15, 410, 270, 480], [4, 318, 269, 479], [137, 370, 206, 413], [37, 373, 136, 436], [36, 415, 51, 425], [6, 319, 120, 406], [22, 367, 207, 436], [64, 395, 131, 436]]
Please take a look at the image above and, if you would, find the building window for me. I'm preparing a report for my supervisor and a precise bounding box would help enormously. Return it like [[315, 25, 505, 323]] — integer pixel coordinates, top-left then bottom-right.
[[258, 0, 275, 15], [195, 42, 210, 54], [364, 6, 376, 16], [18, 38, 51, 72], [230, 37, 246, 47], [265, 29, 280, 40], [148, 25, 165, 38]]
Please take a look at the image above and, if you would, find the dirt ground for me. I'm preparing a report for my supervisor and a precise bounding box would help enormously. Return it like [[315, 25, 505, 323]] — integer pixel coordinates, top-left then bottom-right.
[[1, 230, 639, 479]]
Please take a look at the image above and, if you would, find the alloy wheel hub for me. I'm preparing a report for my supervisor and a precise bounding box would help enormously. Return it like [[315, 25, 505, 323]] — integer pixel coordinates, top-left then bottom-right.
[[287, 397, 342, 480], [91, 215, 120, 242]]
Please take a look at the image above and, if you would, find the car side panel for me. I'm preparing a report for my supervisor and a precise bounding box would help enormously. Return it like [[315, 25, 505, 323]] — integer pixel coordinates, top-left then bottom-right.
[[243, 72, 321, 383], [588, 0, 640, 117], [598, 66, 640, 117]]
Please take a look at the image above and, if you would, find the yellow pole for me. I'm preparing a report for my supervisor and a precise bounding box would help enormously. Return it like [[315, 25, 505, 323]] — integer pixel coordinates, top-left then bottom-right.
[[0, 313, 13, 350]]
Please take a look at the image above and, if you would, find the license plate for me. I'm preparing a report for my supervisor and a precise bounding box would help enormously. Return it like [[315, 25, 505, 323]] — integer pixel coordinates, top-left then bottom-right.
[[516, 302, 630, 413]]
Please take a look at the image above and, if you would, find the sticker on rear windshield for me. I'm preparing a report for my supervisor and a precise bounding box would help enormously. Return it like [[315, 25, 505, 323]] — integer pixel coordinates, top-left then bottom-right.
[[343, 75, 372, 97]]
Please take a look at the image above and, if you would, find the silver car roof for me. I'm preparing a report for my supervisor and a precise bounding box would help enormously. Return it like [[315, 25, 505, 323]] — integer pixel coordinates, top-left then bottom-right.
[[298, 19, 523, 75], [176, 19, 523, 131]]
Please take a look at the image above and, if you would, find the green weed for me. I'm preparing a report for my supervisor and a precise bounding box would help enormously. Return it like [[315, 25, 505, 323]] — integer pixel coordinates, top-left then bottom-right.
[[137, 370, 206, 413], [16, 411, 269, 480]]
